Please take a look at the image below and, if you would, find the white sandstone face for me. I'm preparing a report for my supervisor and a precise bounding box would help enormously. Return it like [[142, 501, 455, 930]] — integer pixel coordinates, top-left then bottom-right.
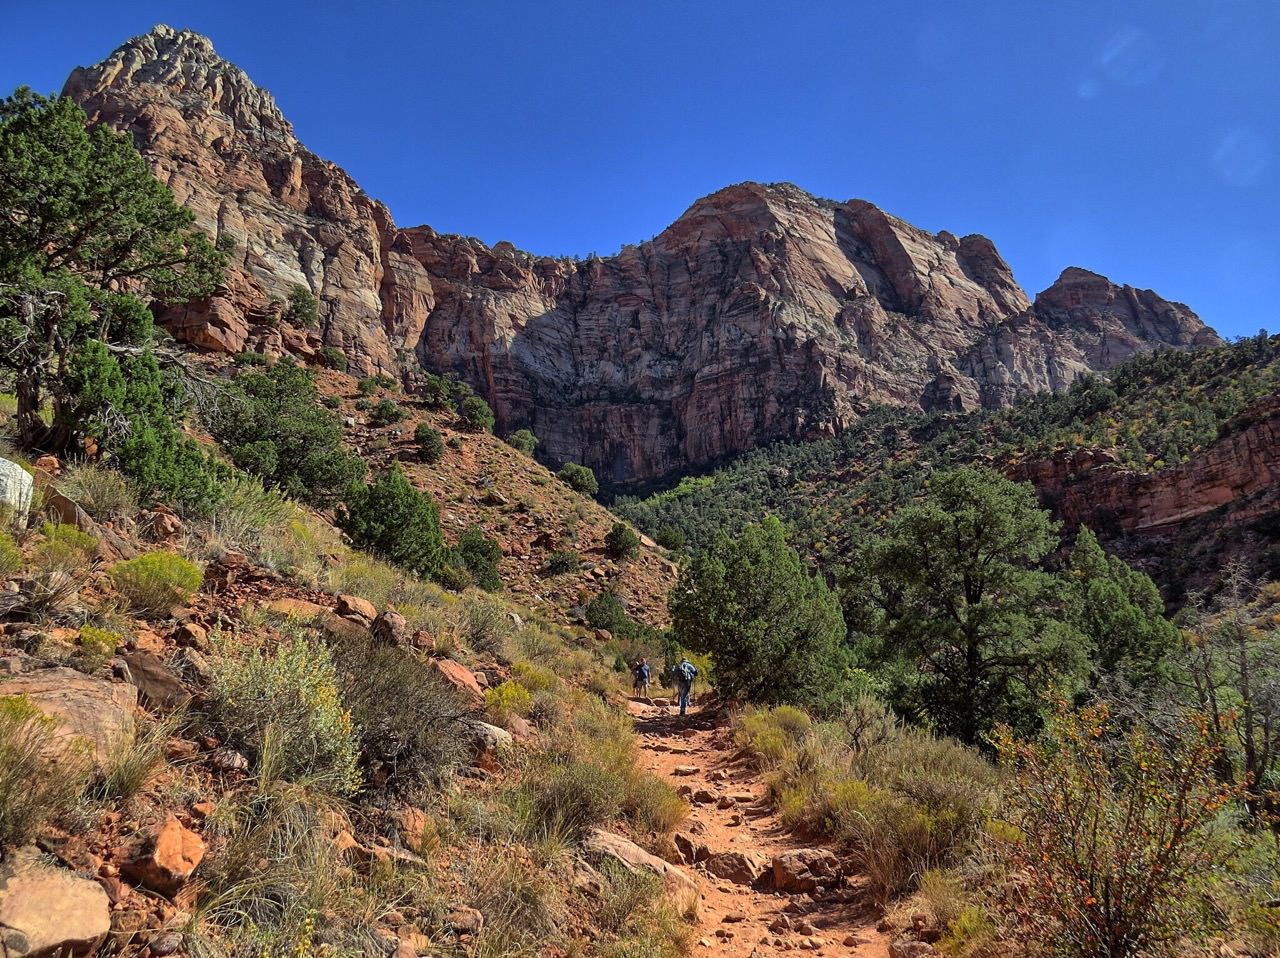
[[0, 458, 34, 529]]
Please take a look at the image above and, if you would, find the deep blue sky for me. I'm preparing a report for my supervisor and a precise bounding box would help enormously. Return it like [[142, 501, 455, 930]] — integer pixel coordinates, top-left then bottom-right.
[[1, 0, 1276, 337]]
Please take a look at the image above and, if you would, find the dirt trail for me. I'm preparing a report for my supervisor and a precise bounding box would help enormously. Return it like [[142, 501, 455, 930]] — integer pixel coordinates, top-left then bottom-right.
[[628, 699, 890, 957]]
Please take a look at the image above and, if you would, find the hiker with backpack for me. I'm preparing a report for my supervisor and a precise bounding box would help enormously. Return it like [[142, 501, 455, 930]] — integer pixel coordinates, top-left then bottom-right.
[[674, 656, 698, 715], [632, 656, 652, 697]]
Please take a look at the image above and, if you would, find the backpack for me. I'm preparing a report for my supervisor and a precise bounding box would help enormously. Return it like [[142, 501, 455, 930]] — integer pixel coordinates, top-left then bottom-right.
[[677, 661, 696, 683]]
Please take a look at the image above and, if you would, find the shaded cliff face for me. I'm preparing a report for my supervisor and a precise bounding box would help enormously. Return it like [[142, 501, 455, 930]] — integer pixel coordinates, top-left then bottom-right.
[[64, 26, 1221, 484]]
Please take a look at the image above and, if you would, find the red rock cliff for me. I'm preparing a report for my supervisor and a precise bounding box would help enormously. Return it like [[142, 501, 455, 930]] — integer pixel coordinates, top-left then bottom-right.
[[63, 26, 1222, 484]]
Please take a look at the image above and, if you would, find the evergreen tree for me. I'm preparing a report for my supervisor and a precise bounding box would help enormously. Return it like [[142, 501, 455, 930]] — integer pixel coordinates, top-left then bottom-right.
[[0, 89, 222, 454], [670, 516, 850, 711], [846, 467, 1090, 743], [340, 465, 444, 576]]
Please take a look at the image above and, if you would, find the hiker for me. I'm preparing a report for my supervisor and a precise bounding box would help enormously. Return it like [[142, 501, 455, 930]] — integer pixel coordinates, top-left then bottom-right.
[[674, 656, 698, 715], [632, 656, 652, 697]]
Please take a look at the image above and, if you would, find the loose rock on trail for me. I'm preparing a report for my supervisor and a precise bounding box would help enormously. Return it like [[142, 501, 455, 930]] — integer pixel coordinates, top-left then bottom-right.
[[627, 699, 891, 957]]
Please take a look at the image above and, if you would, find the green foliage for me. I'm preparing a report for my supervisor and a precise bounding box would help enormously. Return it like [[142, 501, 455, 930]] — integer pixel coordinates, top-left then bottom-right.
[[847, 468, 1082, 743], [417, 372, 452, 409], [485, 682, 533, 725], [450, 524, 503, 592], [33, 521, 97, 573], [207, 627, 361, 794], [557, 461, 598, 496], [654, 524, 685, 551], [0, 89, 222, 457], [460, 596, 515, 657], [995, 701, 1235, 957], [283, 284, 317, 328], [328, 632, 466, 792], [233, 350, 270, 367], [356, 375, 392, 396], [605, 521, 641, 560], [0, 695, 89, 847], [340, 464, 443, 576], [543, 549, 580, 575], [74, 625, 119, 671], [457, 394, 495, 433], [670, 516, 850, 712], [318, 346, 347, 372], [210, 359, 364, 507], [0, 531, 20, 576], [414, 423, 444, 463], [368, 398, 405, 426], [505, 428, 538, 455], [109, 551, 203, 614]]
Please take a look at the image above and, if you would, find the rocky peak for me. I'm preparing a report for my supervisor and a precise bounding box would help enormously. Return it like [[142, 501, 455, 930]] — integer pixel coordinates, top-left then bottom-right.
[[1034, 267, 1216, 348], [64, 24, 293, 142]]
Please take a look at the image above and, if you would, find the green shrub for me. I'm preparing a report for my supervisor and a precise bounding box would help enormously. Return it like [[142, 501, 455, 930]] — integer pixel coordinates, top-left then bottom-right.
[[457, 394, 495, 433], [35, 521, 97, 565], [623, 772, 688, 837], [450, 525, 502, 592], [526, 757, 625, 837], [210, 359, 364, 507], [0, 695, 88, 846], [207, 627, 360, 793], [605, 522, 641, 560], [329, 632, 466, 791], [557, 462, 598, 496], [58, 462, 137, 520], [654, 525, 685, 551], [74, 625, 119, 671], [109, 551, 202, 614], [318, 346, 347, 372], [418, 373, 452, 409], [485, 682, 532, 725], [505, 429, 538, 455], [320, 394, 340, 409], [233, 351, 270, 367], [356, 376, 382, 397], [414, 423, 444, 464], [994, 701, 1235, 957], [283, 285, 317, 328], [369, 398, 405, 426], [340, 465, 444, 576], [460, 597, 514, 657], [543, 550, 580, 575], [0, 530, 22, 576]]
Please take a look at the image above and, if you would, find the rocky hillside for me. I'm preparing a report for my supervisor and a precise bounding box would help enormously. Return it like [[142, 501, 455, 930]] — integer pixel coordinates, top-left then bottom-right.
[[64, 26, 1219, 485]]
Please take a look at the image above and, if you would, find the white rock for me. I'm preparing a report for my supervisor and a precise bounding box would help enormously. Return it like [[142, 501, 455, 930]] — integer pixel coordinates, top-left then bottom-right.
[[0, 458, 34, 530]]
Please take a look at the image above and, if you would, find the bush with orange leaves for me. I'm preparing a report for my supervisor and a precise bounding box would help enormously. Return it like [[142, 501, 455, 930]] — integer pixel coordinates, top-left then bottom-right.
[[994, 700, 1238, 957]]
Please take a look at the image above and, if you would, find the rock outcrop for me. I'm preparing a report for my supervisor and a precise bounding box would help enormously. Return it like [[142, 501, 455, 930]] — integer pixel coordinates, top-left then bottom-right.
[[0, 668, 137, 772], [64, 26, 1221, 484], [0, 851, 111, 958], [1010, 396, 1280, 534]]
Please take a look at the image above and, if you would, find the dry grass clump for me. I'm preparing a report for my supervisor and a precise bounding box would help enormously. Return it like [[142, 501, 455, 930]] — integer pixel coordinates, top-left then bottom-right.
[[0, 695, 89, 846], [735, 697, 996, 904], [57, 461, 137, 520]]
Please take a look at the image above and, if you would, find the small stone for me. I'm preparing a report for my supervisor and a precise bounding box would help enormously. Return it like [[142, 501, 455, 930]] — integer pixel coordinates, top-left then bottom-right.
[[672, 765, 699, 776]]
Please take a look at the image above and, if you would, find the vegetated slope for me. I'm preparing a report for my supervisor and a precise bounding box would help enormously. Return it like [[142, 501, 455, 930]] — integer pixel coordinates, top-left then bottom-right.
[[617, 333, 1280, 597], [302, 365, 679, 626], [64, 25, 1219, 485]]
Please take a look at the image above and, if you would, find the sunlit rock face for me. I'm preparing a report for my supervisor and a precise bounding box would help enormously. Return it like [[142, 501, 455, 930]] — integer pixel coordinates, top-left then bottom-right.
[[65, 26, 1220, 484]]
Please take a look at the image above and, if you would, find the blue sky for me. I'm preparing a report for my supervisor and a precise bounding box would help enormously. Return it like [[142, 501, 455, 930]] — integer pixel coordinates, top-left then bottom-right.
[[1, 0, 1276, 337]]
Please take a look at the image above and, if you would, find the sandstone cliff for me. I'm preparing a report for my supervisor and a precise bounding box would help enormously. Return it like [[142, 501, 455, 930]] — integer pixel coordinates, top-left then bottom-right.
[[63, 26, 1221, 484]]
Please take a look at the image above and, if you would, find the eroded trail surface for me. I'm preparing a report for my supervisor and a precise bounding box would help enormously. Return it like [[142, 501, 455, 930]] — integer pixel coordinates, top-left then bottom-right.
[[628, 700, 890, 957]]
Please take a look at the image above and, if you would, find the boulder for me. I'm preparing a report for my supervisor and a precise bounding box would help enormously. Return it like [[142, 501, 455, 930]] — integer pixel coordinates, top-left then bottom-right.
[[336, 594, 377, 624], [465, 720, 513, 770], [444, 907, 484, 937], [0, 668, 136, 772], [121, 816, 206, 896], [580, 829, 698, 915], [428, 657, 484, 707], [0, 459, 33, 529], [372, 610, 406, 645], [121, 650, 190, 712], [704, 851, 770, 886], [0, 851, 110, 958], [772, 848, 842, 894]]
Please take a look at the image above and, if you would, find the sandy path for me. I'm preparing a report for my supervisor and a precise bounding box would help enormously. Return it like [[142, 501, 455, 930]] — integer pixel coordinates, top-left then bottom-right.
[[628, 699, 890, 957]]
